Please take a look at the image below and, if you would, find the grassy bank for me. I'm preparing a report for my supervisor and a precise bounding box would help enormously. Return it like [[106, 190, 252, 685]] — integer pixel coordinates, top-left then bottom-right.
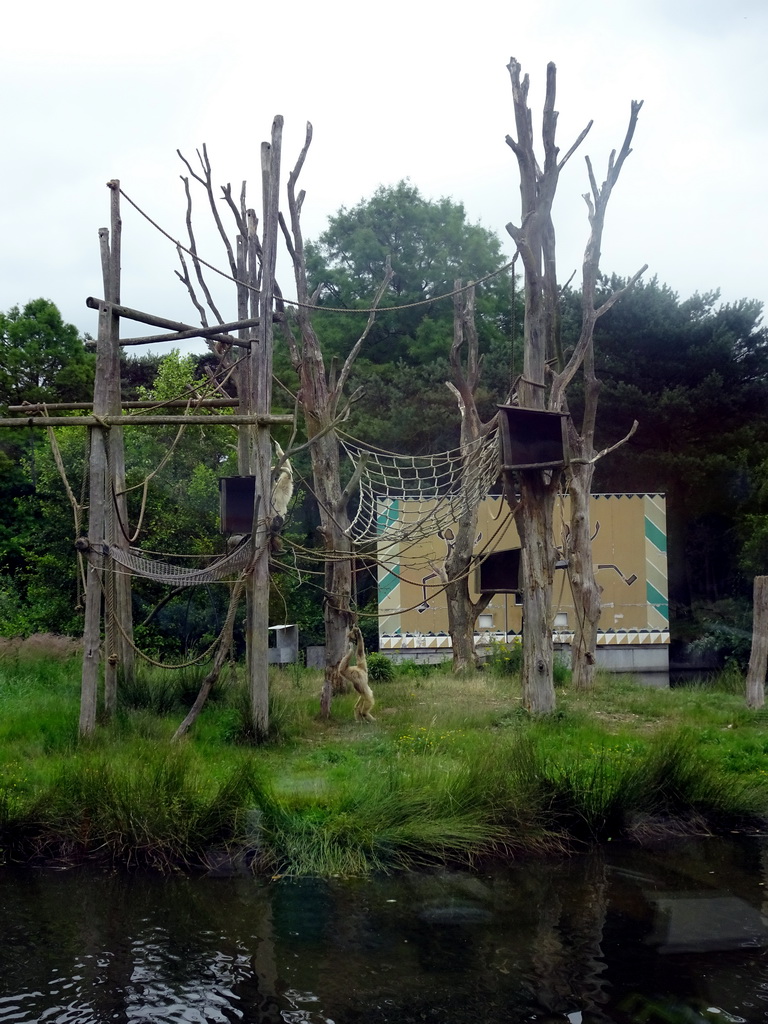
[[1, 651, 766, 875]]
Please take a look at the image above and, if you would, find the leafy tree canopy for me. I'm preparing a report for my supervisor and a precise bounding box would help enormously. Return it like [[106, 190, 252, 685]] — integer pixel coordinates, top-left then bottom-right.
[[0, 299, 94, 597], [305, 180, 513, 367], [0, 298, 93, 409], [562, 275, 768, 608]]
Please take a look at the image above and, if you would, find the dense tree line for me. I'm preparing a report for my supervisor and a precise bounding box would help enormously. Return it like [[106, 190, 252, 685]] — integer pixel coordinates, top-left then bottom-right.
[[0, 300, 95, 634], [1, 188, 766, 661], [562, 277, 768, 650]]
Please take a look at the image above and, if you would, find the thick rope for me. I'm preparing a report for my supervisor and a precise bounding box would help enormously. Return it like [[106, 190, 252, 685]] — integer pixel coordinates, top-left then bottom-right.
[[97, 536, 256, 587], [341, 430, 501, 544], [100, 566, 248, 670], [45, 418, 89, 602], [118, 186, 516, 316]]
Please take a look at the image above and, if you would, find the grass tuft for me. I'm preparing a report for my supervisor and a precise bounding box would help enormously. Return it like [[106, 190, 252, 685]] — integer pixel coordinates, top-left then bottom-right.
[[1, 652, 767, 875], [27, 745, 256, 871]]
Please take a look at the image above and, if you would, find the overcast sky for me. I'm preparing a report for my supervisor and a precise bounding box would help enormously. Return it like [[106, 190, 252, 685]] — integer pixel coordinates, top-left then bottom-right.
[[1, 0, 765, 349]]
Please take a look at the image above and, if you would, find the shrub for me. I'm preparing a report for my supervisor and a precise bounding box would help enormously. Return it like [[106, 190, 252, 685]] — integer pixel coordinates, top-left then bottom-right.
[[553, 654, 571, 687], [393, 658, 437, 679], [486, 637, 522, 676], [689, 622, 752, 671], [366, 652, 395, 683]]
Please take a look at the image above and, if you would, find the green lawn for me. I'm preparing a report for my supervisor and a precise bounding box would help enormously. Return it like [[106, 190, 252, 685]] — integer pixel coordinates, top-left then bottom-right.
[[1, 652, 766, 875]]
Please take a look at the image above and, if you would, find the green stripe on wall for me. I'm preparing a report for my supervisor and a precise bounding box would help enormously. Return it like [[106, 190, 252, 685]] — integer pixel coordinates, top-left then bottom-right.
[[644, 516, 667, 552], [378, 499, 400, 534], [647, 581, 669, 624], [379, 569, 400, 604]]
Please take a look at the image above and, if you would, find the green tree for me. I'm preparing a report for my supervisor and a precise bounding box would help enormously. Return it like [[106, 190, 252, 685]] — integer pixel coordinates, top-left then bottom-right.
[[0, 300, 94, 634], [298, 181, 519, 460], [306, 180, 513, 371], [0, 299, 93, 408], [119, 350, 239, 653], [567, 277, 768, 628]]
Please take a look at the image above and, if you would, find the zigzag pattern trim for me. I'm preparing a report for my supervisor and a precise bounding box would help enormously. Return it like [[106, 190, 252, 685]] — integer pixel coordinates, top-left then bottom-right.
[[380, 629, 671, 649]]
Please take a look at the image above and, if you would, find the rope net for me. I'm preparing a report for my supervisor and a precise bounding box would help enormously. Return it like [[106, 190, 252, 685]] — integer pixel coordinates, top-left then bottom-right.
[[93, 430, 500, 584], [341, 429, 501, 546], [100, 536, 253, 586]]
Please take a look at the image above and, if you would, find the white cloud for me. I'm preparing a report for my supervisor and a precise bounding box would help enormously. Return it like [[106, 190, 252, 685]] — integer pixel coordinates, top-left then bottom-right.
[[1, 0, 765, 342]]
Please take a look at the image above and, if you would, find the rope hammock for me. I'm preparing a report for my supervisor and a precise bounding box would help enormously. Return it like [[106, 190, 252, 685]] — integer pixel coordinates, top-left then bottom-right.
[[88, 429, 501, 586], [341, 429, 502, 546], [97, 536, 254, 586]]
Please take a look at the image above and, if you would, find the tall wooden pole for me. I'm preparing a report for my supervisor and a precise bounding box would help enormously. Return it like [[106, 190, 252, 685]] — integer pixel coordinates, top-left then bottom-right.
[[746, 576, 768, 710], [103, 181, 134, 708], [244, 116, 282, 741], [80, 181, 134, 735], [80, 269, 110, 736]]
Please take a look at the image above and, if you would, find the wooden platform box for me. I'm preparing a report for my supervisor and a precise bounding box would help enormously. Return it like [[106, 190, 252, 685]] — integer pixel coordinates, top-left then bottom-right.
[[476, 547, 522, 594], [498, 405, 567, 470], [219, 476, 256, 534]]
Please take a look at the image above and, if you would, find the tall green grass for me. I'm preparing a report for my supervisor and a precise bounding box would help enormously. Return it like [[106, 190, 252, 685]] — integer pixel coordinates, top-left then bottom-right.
[[0, 656, 79, 756], [1, 654, 766, 874], [7, 745, 257, 870]]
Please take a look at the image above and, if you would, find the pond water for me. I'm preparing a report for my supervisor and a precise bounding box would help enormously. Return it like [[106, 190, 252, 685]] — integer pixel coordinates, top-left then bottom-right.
[[3, 836, 768, 1023]]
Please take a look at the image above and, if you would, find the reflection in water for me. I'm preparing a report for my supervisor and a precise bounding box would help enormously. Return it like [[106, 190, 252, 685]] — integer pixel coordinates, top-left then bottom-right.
[[2, 837, 768, 1022]]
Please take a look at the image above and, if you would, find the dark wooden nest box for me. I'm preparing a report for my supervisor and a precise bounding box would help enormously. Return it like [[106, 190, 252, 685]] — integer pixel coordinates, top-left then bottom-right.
[[498, 405, 568, 470], [476, 548, 522, 594], [219, 476, 256, 534]]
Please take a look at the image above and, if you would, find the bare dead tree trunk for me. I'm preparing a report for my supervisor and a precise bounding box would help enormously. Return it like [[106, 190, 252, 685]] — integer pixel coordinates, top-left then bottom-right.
[[279, 123, 391, 717], [503, 59, 590, 713], [746, 575, 768, 710], [549, 101, 645, 689], [314, 432, 355, 711], [443, 283, 496, 672], [515, 469, 559, 712], [504, 58, 644, 707], [443, 514, 495, 671], [565, 429, 600, 689], [176, 132, 282, 741]]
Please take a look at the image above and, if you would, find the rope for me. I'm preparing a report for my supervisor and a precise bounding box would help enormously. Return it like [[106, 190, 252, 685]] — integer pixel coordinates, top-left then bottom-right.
[[97, 536, 256, 587], [268, 480, 516, 622], [111, 366, 242, 544], [118, 186, 517, 316], [371, 496, 516, 618], [45, 416, 89, 603], [340, 430, 502, 545], [100, 564, 248, 670]]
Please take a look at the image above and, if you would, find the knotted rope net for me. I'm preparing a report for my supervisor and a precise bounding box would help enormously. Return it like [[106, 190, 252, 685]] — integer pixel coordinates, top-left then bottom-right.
[[340, 429, 501, 546], [98, 536, 254, 586]]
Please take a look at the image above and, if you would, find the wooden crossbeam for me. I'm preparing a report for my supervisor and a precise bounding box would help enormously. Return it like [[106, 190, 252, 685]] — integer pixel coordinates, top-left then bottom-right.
[[0, 413, 293, 428], [8, 398, 240, 413], [84, 298, 268, 348]]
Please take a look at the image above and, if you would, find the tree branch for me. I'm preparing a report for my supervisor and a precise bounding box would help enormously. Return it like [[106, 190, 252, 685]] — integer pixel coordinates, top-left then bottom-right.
[[220, 182, 247, 238], [336, 453, 369, 513], [175, 247, 209, 327], [570, 419, 639, 465], [179, 174, 224, 325], [183, 145, 238, 281], [334, 258, 393, 401], [558, 121, 594, 171], [594, 264, 648, 319], [550, 99, 645, 410]]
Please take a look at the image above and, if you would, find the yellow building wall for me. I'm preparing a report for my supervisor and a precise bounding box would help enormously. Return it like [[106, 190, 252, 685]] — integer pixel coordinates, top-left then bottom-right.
[[378, 493, 668, 649]]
